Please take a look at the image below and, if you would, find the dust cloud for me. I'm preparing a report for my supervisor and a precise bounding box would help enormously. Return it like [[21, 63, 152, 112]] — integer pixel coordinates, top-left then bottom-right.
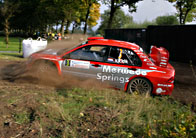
[[0, 34, 110, 90]]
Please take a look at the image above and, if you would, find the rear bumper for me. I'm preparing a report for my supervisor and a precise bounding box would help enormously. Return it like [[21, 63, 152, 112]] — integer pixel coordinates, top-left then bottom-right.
[[152, 83, 174, 95]]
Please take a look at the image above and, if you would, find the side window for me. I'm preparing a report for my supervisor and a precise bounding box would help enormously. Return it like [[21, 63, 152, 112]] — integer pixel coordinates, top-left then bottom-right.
[[70, 45, 108, 62], [107, 47, 142, 66]]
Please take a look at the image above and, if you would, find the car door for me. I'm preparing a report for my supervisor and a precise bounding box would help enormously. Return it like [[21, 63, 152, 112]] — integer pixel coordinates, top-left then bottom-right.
[[96, 46, 143, 89], [61, 45, 109, 79]]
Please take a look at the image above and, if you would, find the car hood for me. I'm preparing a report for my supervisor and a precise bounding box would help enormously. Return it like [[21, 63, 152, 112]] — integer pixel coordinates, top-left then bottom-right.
[[38, 49, 59, 55]]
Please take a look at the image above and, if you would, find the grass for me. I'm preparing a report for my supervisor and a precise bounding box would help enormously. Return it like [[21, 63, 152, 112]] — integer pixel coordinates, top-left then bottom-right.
[[1, 85, 195, 138], [0, 37, 26, 61], [0, 53, 195, 137], [0, 53, 25, 61], [0, 36, 23, 51]]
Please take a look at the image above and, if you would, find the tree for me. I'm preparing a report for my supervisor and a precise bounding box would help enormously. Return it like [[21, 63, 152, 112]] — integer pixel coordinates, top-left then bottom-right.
[[123, 20, 156, 28], [49, 0, 78, 36], [0, 0, 100, 39], [0, 0, 19, 48], [80, 0, 100, 34], [103, 0, 142, 29], [155, 15, 179, 25], [167, 0, 196, 24], [10, 0, 57, 36], [0, 12, 3, 30], [97, 9, 133, 34]]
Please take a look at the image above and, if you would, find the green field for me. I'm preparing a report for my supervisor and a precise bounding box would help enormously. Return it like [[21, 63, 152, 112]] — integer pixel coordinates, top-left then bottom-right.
[[0, 52, 25, 61], [0, 36, 23, 52]]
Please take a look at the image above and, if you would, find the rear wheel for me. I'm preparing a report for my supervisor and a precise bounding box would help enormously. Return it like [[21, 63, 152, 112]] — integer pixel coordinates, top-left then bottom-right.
[[127, 78, 152, 94]]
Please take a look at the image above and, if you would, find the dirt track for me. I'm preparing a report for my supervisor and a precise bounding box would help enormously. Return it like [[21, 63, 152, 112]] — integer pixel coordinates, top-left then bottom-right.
[[0, 60, 196, 111], [171, 61, 196, 111]]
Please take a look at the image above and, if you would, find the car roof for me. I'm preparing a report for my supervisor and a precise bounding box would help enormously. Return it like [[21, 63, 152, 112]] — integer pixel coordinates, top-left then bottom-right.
[[87, 38, 140, 50]]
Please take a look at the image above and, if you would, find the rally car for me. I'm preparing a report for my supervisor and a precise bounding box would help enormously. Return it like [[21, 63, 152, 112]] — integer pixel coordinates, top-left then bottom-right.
[[27, 37, 175, 95]]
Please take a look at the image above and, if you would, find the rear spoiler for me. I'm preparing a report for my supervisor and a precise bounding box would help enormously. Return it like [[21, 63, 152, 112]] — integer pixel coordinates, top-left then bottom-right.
[[149, 46, 169, 68], [87, 37, 104, 41]]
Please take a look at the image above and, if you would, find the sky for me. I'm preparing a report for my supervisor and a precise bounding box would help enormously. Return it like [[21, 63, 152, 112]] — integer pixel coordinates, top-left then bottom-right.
[[130, 0, 176, 22], [93, 0, 195, 30]]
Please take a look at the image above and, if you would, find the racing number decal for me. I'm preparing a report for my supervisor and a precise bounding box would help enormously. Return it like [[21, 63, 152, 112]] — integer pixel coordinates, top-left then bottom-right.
[[118, 49, 123, 60], [65, 59, 70, 66]]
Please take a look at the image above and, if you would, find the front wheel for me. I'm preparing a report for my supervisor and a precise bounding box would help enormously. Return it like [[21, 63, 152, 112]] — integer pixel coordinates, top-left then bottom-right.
[[30, 60, 59, 82], [127, 78, 152, 94]]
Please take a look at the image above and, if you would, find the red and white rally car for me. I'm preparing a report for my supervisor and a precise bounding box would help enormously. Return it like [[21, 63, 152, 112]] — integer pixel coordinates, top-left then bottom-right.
[[27, 37, 175, 95]]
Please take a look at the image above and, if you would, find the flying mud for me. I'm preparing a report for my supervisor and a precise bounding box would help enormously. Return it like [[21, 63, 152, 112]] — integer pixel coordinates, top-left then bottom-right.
[[0, 35, 109, 90]]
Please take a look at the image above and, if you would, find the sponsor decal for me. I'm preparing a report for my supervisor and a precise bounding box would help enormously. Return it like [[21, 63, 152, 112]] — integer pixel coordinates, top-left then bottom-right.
[[156, 88, 166, 94], [149, 67, 157, 70], [143, 59, 147, 62], [160, 62, 167, 65], [137, 53, 144, 55], [108, 58, 128, 64], [161, 57, 168, 60], [147, 63, 155, 66], [157, 84, 172, 87], [140, 55, 147, 58], [161, 59, 167, 62], [97, 73, 129, 83], [96, 66, 149, 83], [65, 60, 90, 69], [102, 66, 147, 76]]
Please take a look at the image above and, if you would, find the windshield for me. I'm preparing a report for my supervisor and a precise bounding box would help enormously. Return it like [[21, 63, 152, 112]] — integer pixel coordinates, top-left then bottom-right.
[[56, 41, 87, 56]]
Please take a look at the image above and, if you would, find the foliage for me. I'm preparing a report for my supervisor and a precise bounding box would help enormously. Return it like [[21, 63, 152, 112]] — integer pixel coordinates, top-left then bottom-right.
[[80, 0, 100, 34], [0, 81, 195, 137], [148, 113, 196, 137], [155, 15, 179, 25], [103, 0, 142, 28], [0, 0, 19, 47], [0, 0, 101, 37], [167, 0, 196, 24], [88, 3, 101, 27], [10, 0, 46, 34], [14, 111, 30, 124], [53, 0, 81, 35], [124, 20, 156, 28], [97, 9, 133, 34]]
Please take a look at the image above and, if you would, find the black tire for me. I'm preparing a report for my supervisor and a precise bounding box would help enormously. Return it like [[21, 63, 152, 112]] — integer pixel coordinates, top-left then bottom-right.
[[127, 78, 152, 94]]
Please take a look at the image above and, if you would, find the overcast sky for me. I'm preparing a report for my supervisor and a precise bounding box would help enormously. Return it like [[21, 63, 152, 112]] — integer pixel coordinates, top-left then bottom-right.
[[101, 0, 176, 22], [130, 0, 176, 22], [93, 0, 196, 30]]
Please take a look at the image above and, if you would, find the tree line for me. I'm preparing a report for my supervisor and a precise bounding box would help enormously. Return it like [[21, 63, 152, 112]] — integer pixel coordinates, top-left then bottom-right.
[[0, 0, 143, 47], [1, 0, 196, 47], [97, 0, 196, 34]]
